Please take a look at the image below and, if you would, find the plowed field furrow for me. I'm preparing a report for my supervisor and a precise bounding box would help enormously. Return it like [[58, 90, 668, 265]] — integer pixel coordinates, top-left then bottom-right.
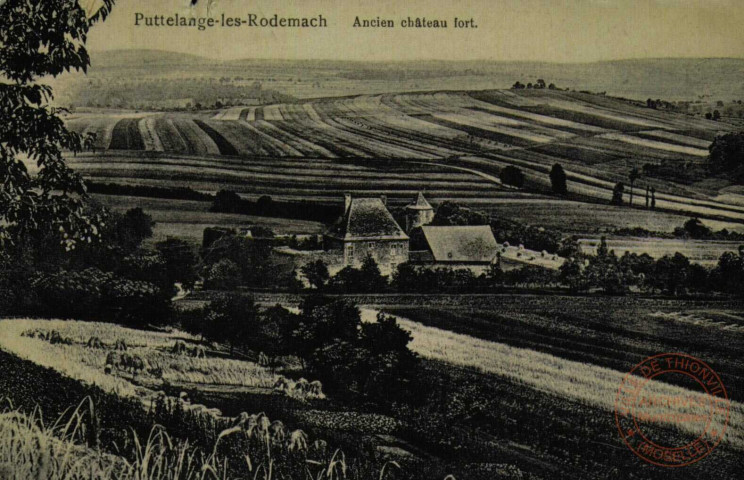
[[109, 118, 144, 150], [138, 118, 164, 151], [69, 158, 488, 182], [193, 119, 239, 156], [238, 121, 301, 156], [170, 118, 221, 156], [254, 120, 322, 156], [200, 121, 264, 155], [78, 165, 493, 190], [154, 118, 189, 153]]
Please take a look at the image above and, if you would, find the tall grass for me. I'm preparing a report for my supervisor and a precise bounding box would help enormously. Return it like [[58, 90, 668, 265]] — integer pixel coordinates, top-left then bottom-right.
[[0, 396, 368, 480], [0, 398, 227, 480]]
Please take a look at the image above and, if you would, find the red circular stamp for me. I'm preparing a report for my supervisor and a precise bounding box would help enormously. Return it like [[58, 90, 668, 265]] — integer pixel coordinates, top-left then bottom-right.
[[614, 353, 730, 467]]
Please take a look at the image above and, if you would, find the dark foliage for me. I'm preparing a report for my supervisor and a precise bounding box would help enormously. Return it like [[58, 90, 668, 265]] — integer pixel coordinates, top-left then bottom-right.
[[86, 182, 213, 202], [0, 0, 114, 246], [32, 267, 171, 326], [391, 263, 492, 293], [155, 238, 199, 290], [431, 201, 489, 226], [549, 163, 567, 194], [611, 182, 625, 206], [328, 255, 388, 293], [277, 297, 418, 403], [211, 191, 339, 223], [499, 165, 525, 188], [301, 259, 330, 289], [203, 293, 260, 354], [708, 131, 744, 178]]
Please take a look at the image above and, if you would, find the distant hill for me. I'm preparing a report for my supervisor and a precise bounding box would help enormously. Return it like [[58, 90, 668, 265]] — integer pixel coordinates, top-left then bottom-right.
[[89, 49, 214, 68], [53, 50, 744, 108]]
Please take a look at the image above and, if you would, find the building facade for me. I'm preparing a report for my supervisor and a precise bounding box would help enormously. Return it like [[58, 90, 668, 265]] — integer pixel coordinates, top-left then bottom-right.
[[324, 194, 409, 272]]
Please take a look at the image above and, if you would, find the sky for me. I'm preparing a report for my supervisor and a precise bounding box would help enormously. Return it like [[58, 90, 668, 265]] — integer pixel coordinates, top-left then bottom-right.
[[84, 0, 744, 63]]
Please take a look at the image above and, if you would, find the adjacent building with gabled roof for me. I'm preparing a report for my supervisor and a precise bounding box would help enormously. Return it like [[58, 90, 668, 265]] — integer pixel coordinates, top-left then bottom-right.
[[324, 194, 409, 269], [418, 225, 499, 264]]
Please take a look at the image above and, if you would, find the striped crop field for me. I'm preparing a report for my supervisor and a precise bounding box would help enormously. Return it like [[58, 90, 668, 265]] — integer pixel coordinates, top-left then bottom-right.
[[63, 89, 744, 225], [68, 152, 509, 204]]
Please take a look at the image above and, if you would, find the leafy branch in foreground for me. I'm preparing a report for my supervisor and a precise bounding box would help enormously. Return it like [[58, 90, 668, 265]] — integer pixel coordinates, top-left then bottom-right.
[[0, 0, 115, 247]]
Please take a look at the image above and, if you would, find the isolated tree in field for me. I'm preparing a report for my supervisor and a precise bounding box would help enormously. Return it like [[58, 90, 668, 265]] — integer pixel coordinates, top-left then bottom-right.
[[628, 168, 640, 206], [301, 259, 330, 289], [713, 110, 721, 121], [0, 0, 115, 247], [611, 182, 625, 206], [500, 166, 525, 188], [677, 218, 712, 239], [549, 163, 568, 194]]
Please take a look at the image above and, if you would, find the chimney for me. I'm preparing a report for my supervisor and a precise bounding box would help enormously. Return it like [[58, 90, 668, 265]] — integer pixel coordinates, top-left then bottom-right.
[[344, 193, 352, 214], [380, 194, 387, 206]]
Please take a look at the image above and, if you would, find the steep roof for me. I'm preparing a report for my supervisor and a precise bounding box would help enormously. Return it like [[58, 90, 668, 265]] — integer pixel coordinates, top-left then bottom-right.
[[326, 197, 408, 241], [421, 225, 498, 263], [406, 192, 433, 211]]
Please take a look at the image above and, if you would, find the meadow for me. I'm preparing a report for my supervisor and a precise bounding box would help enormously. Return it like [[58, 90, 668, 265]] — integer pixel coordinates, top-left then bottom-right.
[[91, 195, 325, 244]]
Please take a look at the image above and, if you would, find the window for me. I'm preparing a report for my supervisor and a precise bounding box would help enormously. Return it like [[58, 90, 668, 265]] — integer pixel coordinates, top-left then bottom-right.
[[346, 244, 354, 264]]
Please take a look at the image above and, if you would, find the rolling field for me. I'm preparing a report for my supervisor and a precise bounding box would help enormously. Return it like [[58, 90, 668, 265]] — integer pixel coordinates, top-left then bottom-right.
[[63, 89, 744, 229], [376, 296, 744, 478], [91, 194, 325, 243], [379, 296, 744, 402], [4, 295, 744, 479]]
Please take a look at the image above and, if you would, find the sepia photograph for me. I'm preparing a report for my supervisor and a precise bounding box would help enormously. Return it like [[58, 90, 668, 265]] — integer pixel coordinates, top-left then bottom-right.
[[0, 0, 743, 478]]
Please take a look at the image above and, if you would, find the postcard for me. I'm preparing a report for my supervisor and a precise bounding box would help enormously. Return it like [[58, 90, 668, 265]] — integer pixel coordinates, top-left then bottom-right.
[[1, 1, 742, 479]]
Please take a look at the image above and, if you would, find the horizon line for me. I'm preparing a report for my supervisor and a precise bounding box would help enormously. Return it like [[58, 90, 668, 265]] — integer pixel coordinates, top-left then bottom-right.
[[86, 48, 744, 65]]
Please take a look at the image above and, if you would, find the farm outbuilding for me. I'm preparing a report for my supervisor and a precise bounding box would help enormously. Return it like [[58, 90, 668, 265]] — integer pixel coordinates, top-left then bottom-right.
[[417, 225, 499, 264]]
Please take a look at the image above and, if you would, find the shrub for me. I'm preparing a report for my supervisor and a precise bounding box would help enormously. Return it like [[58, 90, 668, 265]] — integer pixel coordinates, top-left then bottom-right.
[[204, 259, 241, 290]]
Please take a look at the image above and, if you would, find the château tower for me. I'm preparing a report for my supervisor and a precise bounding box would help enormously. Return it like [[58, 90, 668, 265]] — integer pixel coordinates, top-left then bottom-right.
[[405, 192, 434, 233]]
